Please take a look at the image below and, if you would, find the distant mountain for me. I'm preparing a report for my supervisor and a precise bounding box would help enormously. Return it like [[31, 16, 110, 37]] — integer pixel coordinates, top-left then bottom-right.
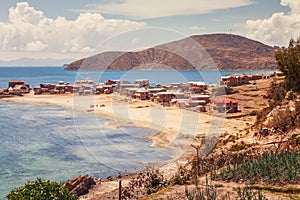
[[0, 58, 72, 67], [65, 34, 277, 71]]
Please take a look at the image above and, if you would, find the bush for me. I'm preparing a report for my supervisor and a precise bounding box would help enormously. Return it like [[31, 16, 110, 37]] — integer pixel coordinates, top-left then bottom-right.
[[6, 178, 77, 200], [267, 81, 286, 109], [121, 168, 168, 199]]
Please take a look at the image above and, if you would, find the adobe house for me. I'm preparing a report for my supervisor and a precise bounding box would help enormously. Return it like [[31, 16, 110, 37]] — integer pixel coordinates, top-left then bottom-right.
[[8, 80, 25, 88], [212, 98, 239, 113], [196, 105, 206, 112], [134, 88, 148, 100], [250, 74, 264, 80], [103, 85, 113, 94], [218, 75, 250, 87], [170, 99, 189, 108], [189, 95, 210, 103], [118, 83, 139, 94], [33, 86, 42, 95], [13, 85, 30, 94], [155, 92, 176, 104], [147, 88, 167, 98], [188, 81, 208, 93], [135, 79, 149, 87], [8, 80, 30, 94]]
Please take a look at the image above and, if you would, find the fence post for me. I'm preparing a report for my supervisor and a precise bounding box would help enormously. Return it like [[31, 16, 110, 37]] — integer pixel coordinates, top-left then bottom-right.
[[119, 180, 122, 200], [191, 144, 200, 176]]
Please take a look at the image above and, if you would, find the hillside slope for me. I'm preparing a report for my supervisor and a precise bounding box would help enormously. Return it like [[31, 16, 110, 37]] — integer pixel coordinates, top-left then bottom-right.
[[65, 34, 276, 71]]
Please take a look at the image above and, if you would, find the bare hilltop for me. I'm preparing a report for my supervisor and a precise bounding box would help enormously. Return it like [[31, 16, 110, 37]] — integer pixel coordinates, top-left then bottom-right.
[[65, 33, 277, 71]]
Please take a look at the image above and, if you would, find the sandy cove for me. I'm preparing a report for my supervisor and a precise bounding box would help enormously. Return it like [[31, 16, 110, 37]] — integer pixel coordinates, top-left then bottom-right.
[[0, 92, 247, 148], [0, 92, 247, 164]]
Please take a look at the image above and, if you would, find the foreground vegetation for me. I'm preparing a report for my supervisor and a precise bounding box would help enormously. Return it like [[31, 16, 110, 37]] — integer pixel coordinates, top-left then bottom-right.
[[6, 178, 76, 200], [211, 150, 300, 184]]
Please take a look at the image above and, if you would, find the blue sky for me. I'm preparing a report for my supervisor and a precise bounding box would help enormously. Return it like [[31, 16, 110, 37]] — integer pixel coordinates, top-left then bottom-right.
[[0, 0, 298, 66]]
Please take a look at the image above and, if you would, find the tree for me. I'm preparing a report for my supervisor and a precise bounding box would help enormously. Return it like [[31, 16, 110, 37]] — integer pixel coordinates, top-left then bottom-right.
[[275, 38, 300, 92], [6, 178, 77, 200]]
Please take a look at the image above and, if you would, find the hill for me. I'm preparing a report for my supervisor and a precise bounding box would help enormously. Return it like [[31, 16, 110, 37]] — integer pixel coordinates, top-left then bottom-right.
[[65, 34, 277, 71]]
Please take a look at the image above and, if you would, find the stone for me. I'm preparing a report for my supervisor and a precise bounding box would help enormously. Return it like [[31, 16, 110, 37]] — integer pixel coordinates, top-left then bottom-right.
[[64, 174, 96, 197]]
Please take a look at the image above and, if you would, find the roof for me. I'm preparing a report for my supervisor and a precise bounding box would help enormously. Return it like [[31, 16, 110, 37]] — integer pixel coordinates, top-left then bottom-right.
[[9, 80, 24, 83], [136, 88, 148, 93], [190, 95, 210, 98], [148, 88, 165, 92], [156, 92, 175, 95], [188, 81, 206, 86], [135, 79, 149, 81]]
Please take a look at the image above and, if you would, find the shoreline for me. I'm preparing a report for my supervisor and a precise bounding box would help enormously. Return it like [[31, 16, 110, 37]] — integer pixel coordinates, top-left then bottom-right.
[[0, 92, 246, 144], [0, 92, 247, 158]]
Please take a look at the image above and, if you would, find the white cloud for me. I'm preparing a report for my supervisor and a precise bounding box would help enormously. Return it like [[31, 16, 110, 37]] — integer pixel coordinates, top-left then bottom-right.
[[246, 0, 300, 47], [87, 0, 254, 19], [0, 2, 145, 61]]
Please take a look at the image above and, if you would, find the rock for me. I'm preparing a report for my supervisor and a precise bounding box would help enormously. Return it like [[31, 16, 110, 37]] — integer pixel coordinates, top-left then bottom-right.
[[260, 128, 269, 137], [64, 174, 96, 197]]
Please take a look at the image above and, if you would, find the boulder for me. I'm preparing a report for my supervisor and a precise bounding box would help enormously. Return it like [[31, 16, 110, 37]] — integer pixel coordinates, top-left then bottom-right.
[[64, 174, 96, 197]]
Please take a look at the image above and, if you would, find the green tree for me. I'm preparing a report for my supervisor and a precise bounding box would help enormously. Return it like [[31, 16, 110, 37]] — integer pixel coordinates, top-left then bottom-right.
[[275, 38, 300, 92], [6, 178, 77, 200]]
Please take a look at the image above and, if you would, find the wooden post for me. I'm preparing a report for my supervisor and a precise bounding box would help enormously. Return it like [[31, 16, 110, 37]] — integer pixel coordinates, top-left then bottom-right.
[[119, 180, 122, 200], [191, 144, 200, 176]]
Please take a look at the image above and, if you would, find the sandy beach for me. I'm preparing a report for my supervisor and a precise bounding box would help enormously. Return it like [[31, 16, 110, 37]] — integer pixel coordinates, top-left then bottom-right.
[[0, 92, 247, 158]]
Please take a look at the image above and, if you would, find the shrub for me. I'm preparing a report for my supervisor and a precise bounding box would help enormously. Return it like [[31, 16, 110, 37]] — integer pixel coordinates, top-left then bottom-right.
[[121, 168, 168, 199], [6, 178, 77, 200], [267, 81, 286, 109]]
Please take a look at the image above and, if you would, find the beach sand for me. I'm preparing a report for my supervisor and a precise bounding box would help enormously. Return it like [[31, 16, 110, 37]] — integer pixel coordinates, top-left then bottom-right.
[[0, 92, 246, 160]]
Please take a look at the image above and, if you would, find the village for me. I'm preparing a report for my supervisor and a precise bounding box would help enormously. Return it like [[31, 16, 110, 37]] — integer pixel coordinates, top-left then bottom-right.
[[0, 73, 270, 114]]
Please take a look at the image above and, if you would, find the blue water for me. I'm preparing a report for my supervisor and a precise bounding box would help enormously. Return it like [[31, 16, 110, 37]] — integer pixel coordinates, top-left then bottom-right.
[[0, 67, 273, 88], [0, 102, 172, 199], [0, 67, 273, 199]]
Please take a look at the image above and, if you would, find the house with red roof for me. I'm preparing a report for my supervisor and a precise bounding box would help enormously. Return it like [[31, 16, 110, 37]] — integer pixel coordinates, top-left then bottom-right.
[[212, 98, 239, 113]]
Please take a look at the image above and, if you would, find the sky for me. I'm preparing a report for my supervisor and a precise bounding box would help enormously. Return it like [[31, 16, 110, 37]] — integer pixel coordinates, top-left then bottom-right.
[[0, 0, 299, 66]]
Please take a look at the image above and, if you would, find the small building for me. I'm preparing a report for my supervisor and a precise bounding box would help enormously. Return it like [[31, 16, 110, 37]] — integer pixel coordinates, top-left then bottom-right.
[[135, 79, 149, 87], [13, 84, 30, 94], [8, 80, 30, 94], [219, 75, 250, 87], [103, 85, 113, 94], [75, 80, 94, 86], [33, 86, 42, 95], [274, 71, 284, 77], [125, 88, 139, 97], [196, 105, 206, 112], [119, 84, 140, 94], [134, 88, 148, 100], [147, 88, 167, 97], [250, 74, 264, 80], [188, 100, 207, 107], [188, 81, 208, 93], [189, 95, 210, 103], [171, 99, 189, 108], [173, 92, 186, 99], [212, 98, 238, 113], [8, 80, 25, 88], [155, 92, 176, 104]]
